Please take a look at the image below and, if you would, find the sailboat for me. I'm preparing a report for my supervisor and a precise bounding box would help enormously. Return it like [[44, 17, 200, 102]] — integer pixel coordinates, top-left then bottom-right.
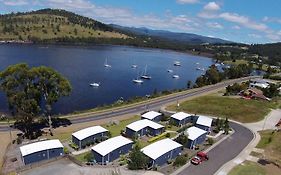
[[90, 82, 100, 87], [133, 72, 144, 84], [131, 64, 138, 68], [167, 69, 173, 73], [174, 61, 181, 66], [173, 74, 180, 79], [141, 65, 152, 79], [104, 58, 111, 68]]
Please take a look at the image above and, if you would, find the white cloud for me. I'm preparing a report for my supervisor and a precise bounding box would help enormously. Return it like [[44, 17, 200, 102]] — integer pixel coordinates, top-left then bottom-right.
[[262, 16, 281, 24], [266, 34, 280, 41], [176, 0, 199, 4], [0, 0, 28, 6], [248, 34, 261, 39], [232, 25, 241, 30], [219, 13, 268, 32], [204, 2, 220, 11], [198, 2, 220, 19], [207, 22, 223, 29]]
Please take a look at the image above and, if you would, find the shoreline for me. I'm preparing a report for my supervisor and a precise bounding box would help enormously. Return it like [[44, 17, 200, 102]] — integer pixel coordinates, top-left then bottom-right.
[[0, 41, 215, 60]]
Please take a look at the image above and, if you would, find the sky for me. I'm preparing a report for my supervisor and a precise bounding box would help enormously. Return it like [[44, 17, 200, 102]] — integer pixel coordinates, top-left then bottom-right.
[[0, 0, 281, 44]]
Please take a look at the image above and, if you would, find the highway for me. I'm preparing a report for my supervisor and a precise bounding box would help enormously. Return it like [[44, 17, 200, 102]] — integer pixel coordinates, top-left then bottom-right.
[[0, 76, 258, 132]]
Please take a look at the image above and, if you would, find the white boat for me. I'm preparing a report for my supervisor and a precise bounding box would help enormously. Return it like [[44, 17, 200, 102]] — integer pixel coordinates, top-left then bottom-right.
[[141, 65, 152, 79], [174, 61, 181, 66], [133, 79, 144, 83], [196, 67, 205, 71], [131, 64, 138, 68], [104, 58, 111, 68], [173, 75, 180, 79], [196, 62, 200, 65], [167, 69, 173, 73], [90, 82, 100, 87]]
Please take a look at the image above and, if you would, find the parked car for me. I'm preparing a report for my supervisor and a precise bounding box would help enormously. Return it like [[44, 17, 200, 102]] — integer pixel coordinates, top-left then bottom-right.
[[191, 152, 209, 165]]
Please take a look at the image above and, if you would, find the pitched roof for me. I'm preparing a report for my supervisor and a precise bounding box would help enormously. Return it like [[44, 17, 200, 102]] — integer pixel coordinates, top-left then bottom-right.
[[141, 111, 162, 120], [170, 112, 191, 121], [20, 139, 63, 157], [91, 136, 133, 156], [196, 115, 213, 127], [185, 126, 207, 141], [141, 138, 182, 160], [126, 119, 164, 132], [72, 126, 108, 141]]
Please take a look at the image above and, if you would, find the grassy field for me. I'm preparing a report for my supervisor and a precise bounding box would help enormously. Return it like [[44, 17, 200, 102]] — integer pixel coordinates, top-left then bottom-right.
[[74, 151, 92, 162], [167, 95, 280, 123], [102, 115, 140, 137], [257, 130, 281, 165], [0, 14, 128, 40], [228, 161, 266, 175], [223, 59, 270, 71]]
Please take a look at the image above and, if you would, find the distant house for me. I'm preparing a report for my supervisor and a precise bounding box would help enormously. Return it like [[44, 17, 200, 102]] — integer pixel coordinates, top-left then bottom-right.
[[141, 138, 182, 167], [72, 126, 108, 149], [20, 139, 64, 165], [141, 111, 163, 122], [240, 88, 270, 101], [125, 119, 165, 138], [170, 112, 192, 126], [185, 127, 207, 149], [195, 115, 213, 132], [249, 79, 270, 89], [91, 136, 133, 165]]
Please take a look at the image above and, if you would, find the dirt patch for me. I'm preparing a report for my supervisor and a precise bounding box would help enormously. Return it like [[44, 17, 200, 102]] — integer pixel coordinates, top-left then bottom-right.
[[264, 163, 281, 175], [0, 131, 18, 172]]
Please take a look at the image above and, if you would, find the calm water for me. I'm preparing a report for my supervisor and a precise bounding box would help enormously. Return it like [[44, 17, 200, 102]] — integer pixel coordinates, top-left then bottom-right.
[[0, 44, 213, 114]]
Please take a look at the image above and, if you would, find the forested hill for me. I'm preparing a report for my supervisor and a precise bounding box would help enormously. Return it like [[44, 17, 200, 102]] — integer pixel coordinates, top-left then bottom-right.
[[249, 43, 281, 65], [0, 9, 129, 42]]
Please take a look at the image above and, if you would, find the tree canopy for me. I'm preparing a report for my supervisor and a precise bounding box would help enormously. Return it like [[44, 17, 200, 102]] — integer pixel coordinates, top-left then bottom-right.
[[0, 63, 71, 138]]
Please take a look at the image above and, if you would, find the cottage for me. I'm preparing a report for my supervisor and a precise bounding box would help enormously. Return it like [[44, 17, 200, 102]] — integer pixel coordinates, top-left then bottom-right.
[[141, 111, 162, 122], [170, 112, 191, 126], [91, 136, 133, 165], [72, 126, 108, 149], [20, 139, 64, 165], [125, 119, 165, 138], [185, 126, 207, 149], [195, 115, 213, 132], [141, 138, 182, 167]]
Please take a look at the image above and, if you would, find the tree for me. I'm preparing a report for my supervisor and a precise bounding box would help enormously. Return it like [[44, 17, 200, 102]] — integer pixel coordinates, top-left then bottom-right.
[[223, 118, 230, 135], [128, 144, 148, 170], [187, 80, 192, 89], [0, 63, 71, 138], [31, 66, 72, 133], [175, 133, 188, 145]]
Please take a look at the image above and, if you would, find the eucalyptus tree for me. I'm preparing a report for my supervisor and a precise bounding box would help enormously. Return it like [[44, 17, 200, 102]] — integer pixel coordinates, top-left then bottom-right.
[[31, 66, 71, 133], [0, 63, 71, 138]]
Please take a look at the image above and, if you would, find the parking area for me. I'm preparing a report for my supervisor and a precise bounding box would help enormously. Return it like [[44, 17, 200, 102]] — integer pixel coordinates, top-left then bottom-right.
[[19, 158, 163, 175]]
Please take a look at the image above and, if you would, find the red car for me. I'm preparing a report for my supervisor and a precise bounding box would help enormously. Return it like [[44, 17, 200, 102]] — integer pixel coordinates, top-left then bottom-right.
[[191, 152, 209, 165]]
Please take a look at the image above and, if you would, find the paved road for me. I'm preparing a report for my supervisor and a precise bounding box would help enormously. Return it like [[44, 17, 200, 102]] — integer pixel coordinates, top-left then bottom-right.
[[0, 76, 259, 132], [177, 122, 254, 175]]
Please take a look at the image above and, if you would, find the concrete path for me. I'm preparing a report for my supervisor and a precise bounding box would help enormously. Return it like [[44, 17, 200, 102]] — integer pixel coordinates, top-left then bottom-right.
[[72, 147, 91, 156], [214, 109, 281, 175]]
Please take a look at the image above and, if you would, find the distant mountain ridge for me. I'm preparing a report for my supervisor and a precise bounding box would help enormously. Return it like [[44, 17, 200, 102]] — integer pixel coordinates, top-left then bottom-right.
[[110, 24, 233, 44]]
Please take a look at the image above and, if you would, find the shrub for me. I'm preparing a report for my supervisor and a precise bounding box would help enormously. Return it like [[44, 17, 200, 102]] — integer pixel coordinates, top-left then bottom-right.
[[166, 133, 171, 138], [173, 155, 187, 167], [64, 147, 70, 154], [207, 138, 214, 145]]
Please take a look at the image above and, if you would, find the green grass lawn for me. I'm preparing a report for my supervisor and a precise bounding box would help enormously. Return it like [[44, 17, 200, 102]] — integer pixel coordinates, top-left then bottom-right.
[[137, 132, 178, 148], [167, 95, 280, 123], [228, 161, 266, 175], [74, 151, 92, 162], [256, 130, 281, 165], [102, 115, 141, 137]]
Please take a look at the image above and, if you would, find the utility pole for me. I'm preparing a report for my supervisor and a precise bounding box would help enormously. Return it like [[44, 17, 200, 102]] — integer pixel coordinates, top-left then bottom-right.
[[7, 117, 12, 143]]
